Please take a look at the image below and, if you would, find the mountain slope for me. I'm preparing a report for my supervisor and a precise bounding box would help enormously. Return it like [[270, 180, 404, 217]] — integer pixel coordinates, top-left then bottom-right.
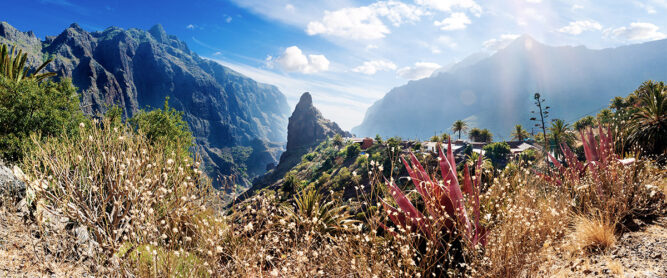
[[248, 92, 351, 194], [0, 22, 290, 188], [353, 36, 667, 139]]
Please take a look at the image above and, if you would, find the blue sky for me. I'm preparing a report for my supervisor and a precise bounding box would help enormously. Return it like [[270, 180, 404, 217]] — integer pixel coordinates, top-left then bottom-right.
[[3, 0, 667, 130]]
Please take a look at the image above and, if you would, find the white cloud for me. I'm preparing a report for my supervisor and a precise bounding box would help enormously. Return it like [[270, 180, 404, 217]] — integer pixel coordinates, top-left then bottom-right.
[[213, 51, 222, 56], [225, 16, 233, 23], [434, 12, 471, 30], [608, 22, 667, 41], [436, 35, 458, 49], [397, 62, 441, 80], [352, 60, 397, 75], [306, 1, 424, 40], [571, 4, 584, 11], [365, 44, 379, 50], [482, 34, 520, 51], [186, 24, 196, 29], [558, 20, 602, 35], [285, 4, 295, 13], [415, 0, 482, 16], [268, 46, 330, 74], [525, 0, 542, 3]]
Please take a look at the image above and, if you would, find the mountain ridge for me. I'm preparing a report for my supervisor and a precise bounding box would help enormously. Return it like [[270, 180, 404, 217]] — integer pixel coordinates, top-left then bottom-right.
[[0, 21, 291, 188], [353, 36, 667, 139]]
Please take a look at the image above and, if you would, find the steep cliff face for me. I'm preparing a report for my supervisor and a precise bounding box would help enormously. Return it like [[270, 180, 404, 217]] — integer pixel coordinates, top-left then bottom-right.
[[0, 22, 290, 188], [353, 35, 667, 139], [249, 92, 351, 193]]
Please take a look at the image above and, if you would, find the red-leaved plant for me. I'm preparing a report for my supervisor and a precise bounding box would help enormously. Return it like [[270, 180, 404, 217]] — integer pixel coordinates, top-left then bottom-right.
[[380, 140, 487, 249], [538, 125, 634, 187]]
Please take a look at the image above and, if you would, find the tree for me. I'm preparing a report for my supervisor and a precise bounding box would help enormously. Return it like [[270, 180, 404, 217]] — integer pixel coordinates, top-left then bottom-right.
[[451, 120, 468, 140], [129, 97, 194, 159], [573, 115, 595, 131], [479, 129, 493, 143], [597, 109, 613, 125], [627, 80, 666, 156], [548, 119, 573, 160], [0, 76, 84, 162], [346, 143, 361, 159], [610, 96, 627, 111], [440, 133, 451, 142], [483, 142, 510, 166], [511, 125, 529, 141], [374, 134, 383, 144], [0, 44, 56, 83], [531, 92, 550, 153], [430, 135, 441, 142], [469, 128, 482, 142], [333, 134, 344, 149], [466, 152, 492, 173]]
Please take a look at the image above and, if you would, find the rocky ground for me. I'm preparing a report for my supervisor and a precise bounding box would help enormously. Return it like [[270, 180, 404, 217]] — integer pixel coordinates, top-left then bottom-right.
[[540, 216, 667, 278], [0, 204, 90, 277]]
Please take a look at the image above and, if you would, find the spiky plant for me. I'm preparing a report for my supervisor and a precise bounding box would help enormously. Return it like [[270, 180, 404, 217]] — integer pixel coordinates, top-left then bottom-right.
[[0, 44, 56, 82], [283, 186, 356, 234], [380, 141, 487, 259]]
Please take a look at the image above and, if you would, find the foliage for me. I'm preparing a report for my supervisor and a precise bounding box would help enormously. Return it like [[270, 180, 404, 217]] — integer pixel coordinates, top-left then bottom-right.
[[469, 128, 492, 143], [22, 117, 222, 273], [129, 97, 194, 159], [381, 141, 487, 266], [548, 119, 574, 160], [0, 43, 56, 83], [451, 120, 468, 140], [345, 143, 361, 159], [483, 142, 511, 165], [0, 76, 84, 162], [596, 109, 613, 125], [573, 115, 595, 131], [626, 80, 666, 156], [429, 135, 441, 142], [333, 134, 344, 148], [511, 124, 530, 141], [283, 186, 356, 234]]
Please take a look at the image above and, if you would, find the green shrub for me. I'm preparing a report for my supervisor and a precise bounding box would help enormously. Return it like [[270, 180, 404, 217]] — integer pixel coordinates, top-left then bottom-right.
[[483, 142, 511, 164], [0, 76, 84, 162], [346, 144, 361, 159], [129, 97, 194, 159]]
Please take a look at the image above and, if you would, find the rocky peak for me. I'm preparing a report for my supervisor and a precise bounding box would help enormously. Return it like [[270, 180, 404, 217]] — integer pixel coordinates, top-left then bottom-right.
[[285, 92, 350, 152], [248, 92, 351, 192], [149, 24, 168, 43]]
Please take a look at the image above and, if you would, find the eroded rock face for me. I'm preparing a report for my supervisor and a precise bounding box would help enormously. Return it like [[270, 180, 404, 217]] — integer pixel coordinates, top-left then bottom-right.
[[283, 92, 351, 162], [248, 92, 351, 194], [0, 22, 291, 188]]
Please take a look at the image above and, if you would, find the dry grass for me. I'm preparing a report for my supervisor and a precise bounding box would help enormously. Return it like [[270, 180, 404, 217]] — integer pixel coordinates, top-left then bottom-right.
[[5, 120, 665, 277], [570, 214, 617, 254]]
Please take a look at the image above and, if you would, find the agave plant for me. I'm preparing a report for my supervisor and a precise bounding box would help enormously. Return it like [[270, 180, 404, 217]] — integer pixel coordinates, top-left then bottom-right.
[[380, 140, 487, 249], [283, 186, 356, 234], [537, 125, 634, 187], [0, 44, 56, 82]]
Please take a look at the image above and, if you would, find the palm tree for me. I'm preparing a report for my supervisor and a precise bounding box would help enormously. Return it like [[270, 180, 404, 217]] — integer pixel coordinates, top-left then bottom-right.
[[597, 109, 614, 126], [469, 128, 482, 142], [628, 81, 666, 156], [451, 120, 468, 140], [511, 125, 530, 141], [548, 119, 574, 160], [466, 152, 493, 174], [573, 116, 596, 131], [610, 96, 627, 111], [0, 44, 56, 82], [479, 129, 493, 143]]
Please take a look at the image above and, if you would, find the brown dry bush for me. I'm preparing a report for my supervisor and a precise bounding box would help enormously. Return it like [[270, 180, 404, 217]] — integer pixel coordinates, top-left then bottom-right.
[[21, 118, 227, 276]]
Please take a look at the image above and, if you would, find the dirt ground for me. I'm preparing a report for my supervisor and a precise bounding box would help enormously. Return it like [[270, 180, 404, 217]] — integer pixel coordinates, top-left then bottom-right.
[[539, 216, 667, 278]]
